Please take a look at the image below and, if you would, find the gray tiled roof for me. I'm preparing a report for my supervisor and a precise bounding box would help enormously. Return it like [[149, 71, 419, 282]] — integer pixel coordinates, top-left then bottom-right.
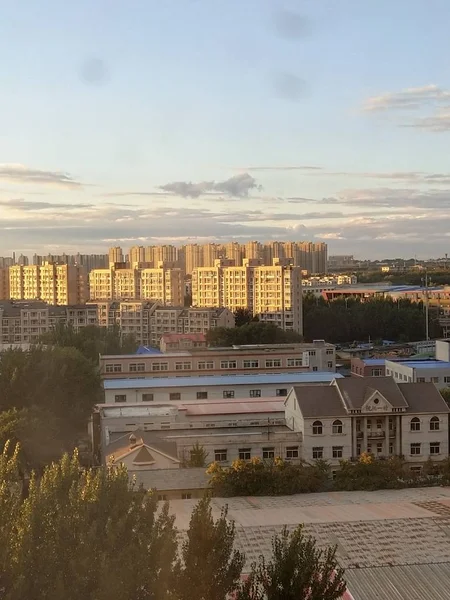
[[398, 382, 450, 414], [291, 385, 347, 418], [106, 429, 179, 461], [335, 377, 409, 409], [132, 467, 209, 491]]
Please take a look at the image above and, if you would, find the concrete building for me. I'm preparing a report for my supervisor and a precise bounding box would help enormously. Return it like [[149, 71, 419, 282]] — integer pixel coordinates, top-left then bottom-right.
[[8, 264, 88, 305], [285, 377, 449, 467], [91, 302, 234, 348], [100, 340, 336, 379], [159, 332, 207, 352], [108, 246, 124, 266], [0, 300, 98, 346], [192, 258, 303, 333], [102, 372, 343, 404], [351, 358, 387, 378], [386, 359, 450, 388], [140, 263, 183, 305], [0, 268, 10, 300]]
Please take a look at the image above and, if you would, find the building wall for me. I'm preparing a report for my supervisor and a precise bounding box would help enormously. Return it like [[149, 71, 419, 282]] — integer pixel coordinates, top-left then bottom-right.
[[301, 416, 353, 466], [401, 413, 449, 462], [386, 361, 450, 387], [99, 342, 336, 379], [0, 268, 10, 300], [351, 358, 386, 378]]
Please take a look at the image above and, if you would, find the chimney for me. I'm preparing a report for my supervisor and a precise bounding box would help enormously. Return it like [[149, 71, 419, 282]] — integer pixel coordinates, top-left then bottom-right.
[[129, 433, 137, 448]]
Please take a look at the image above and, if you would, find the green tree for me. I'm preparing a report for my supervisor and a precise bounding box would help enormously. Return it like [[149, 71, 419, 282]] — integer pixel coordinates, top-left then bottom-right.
[[234, 308, 258, 327], [1, 447, 178, 600], [238, 526, 346, 600], [187, 442, 208, 467], [440, 387, 450, 408], [207, 322, 302, 347], [173, 496, 245, 600]]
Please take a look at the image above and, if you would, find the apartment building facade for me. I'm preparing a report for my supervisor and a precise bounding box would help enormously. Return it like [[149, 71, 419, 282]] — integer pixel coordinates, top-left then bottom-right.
[[285, 377, 449, 468], [9, 264, 88, 305], [89, 263, 183, 305], [192, 258, 303, 333], [0, 268, 9, 300], [90, 301, 234, 347], [0, 301, 98, 346], [99, 340, 336, 379]]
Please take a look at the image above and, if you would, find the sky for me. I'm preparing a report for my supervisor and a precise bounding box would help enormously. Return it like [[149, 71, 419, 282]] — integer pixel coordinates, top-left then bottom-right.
[[1, 0, 450, 260]]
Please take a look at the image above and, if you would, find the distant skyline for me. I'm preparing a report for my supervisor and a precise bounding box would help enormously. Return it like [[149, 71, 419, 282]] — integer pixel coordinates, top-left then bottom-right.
[[1, 1, 450, 259]]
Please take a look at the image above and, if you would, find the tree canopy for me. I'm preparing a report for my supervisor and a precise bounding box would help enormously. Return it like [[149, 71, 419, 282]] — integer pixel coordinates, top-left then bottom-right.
[[303, 294, 441, 343], [206, 322, 302, 347]]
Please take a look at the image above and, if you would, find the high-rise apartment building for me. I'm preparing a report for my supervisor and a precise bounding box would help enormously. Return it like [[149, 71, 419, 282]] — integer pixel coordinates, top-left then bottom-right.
[[202, 243, 224, 267], [224, 242, 244, 266], [0, 269, 10, 300], [8, 264, 88, 305], [245, 241, 263, 261], [108, 246, 124, 266], [154, 245, 178, 265], [128, 246, 146, 268], [89, 264, 183, 305], [184, 244, 203, 275], [192, 258, 302, 333]]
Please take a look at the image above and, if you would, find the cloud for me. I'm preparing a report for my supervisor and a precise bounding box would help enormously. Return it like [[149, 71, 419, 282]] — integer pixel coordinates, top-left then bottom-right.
[[272, 71, 306, 102], [100, 191, 172, 198], [0, 164, 84, 189], [362, 84, 450, 112], [0, 198, 93, 211], [324, 187, 450, 209], [402, 108, 450, 132], [237, 165, 322, 172], [159, 172, 261, 198], [272, 9, 310, 40]]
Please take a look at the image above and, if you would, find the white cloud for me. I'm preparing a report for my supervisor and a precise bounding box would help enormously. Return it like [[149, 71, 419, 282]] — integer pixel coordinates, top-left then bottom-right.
[[0, 164, 84, 189], [362, 84, 450, 112]]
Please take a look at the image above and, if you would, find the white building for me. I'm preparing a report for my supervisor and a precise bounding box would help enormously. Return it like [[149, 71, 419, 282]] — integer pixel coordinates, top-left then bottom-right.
[[103, 372, 343, 404], [385, 359, 450, 388], [285, 377, 449, 468]]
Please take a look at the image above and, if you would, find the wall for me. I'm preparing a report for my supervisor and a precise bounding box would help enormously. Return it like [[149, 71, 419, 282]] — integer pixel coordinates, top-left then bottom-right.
[[301, 416, 352, 465], [400, 413, 449, 463]]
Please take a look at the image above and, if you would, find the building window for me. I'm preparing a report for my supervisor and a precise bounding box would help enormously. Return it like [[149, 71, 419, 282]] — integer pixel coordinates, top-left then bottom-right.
[[175, 362, 191, 371], [196, 391, 208, 400], [332, 446, 343, 459], [410, 443, 421, 456], [417, 377, 425, 383], [243, 360, 259, 369], [312, 367, 318, 372], [410, 466, 422, 475], [169, 392, 181, 400], [129, 363, 145, 372], [152, 362, 168, 371], [286, 446, 299, 459], [312, 420, 323, 435], [114, 394, 126, 403], [326, 349, 334, 355], [309, 350, 316, 356], [181, 493, 192, 500], [276, 388, 288, 397], [287, 358, 303, 367], [239, 448, 251, 460], [198, 361, 214, 370], [410, 417, 421, 432], [142, 393, 154, 402], [106, 363, 122, 373], [430, 416, 440, 431], [249, 389, 261, 398], [263, 447, 275, 459], [332, 419, 343, 434], [376, 443, 383, 454], [312, 447, 323, 459], [214, 449, 227, 462], [430, 442, 441, 455], [158, 495, 168, 501], [265, 359, 282, 368], [327, 361, 333, 368], [389, 443, 393, 455], [223, 390, 235, 399], [372, 369, 382, 376], [220, 360, 237, 369]]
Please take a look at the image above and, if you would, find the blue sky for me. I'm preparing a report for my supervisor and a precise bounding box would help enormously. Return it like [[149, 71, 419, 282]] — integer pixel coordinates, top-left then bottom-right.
[[1, 0, 450, 258]]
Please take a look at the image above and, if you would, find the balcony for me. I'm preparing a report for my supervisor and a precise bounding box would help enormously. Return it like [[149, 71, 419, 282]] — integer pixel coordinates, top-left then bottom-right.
[[368, 430, 386, 439]]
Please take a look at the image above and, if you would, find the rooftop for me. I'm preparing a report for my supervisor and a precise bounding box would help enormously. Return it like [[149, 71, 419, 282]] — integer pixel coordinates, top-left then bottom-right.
[[103, 372, 343, 391], [359, 358, 386, 366], [389, 360, 450, 369], [165, 486, 450, 599]]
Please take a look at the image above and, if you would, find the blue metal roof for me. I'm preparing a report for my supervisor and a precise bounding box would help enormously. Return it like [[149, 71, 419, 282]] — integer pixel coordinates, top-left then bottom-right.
[[104, 371, 343, 390], [135, 346, 163, 355], [362, 359, 386, 366], [395, 360, 450, 370]]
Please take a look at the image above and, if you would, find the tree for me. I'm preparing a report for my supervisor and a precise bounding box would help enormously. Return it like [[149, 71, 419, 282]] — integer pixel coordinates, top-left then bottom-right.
[[234, 308, 258, 327], [173, 496, 245, 600], [237, 526, 346, 600], [440, 388, 450, 408], [0, 446, 178, 600], [40, 323, 136, 363], [187, 442, 208, 467], [207, 322, 302, 347]]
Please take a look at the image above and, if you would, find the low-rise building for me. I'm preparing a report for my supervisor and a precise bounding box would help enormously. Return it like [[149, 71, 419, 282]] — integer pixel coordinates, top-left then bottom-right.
[[103, 372, 343, 404], [100, 340, 336, 379], [385, 359, 450, 388], [285, 376, 449, 468], [351, 358, 387, 378], [159, 332, 207, 352]]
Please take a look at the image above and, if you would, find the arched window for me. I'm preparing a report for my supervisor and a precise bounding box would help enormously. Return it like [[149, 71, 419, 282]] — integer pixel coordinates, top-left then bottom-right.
[[410, 417, 421, 432], [332, 419, 343, 434], [430, 416, 440, 431], [312, 420, 323, 435]]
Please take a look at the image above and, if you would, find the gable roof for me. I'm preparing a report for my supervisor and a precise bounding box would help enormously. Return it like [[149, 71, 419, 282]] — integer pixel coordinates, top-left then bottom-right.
[[290, 385, 347, 418], [335, 377, 408, 410], [398, 383, 450, 414], [106, 430, 179, 463], [132, 446, 156, 464]]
